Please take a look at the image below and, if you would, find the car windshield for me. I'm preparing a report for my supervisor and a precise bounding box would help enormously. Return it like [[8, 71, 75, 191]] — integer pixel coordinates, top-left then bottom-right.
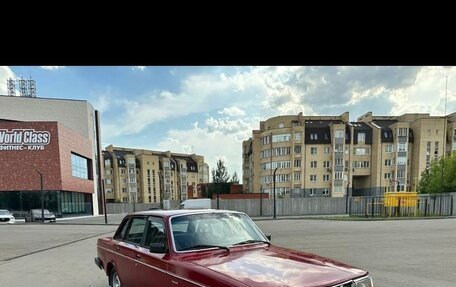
[[0, 210, 11, 215], [171, 212, 266, 251], [32, 210, 51, 215]]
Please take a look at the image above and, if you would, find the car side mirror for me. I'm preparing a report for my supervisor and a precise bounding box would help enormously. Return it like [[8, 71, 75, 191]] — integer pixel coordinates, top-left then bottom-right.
[[265, 233, 272, 241], [149, 243, 167, 253]]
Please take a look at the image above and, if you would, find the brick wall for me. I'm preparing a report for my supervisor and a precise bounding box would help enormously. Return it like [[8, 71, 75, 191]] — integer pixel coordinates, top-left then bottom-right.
[[0, 121, 93, 193]]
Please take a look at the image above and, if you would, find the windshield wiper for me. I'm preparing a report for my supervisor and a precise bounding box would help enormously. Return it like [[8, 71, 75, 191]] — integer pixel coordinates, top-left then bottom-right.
[[232, 239, 271, 246], [180, 244, 230, 251]]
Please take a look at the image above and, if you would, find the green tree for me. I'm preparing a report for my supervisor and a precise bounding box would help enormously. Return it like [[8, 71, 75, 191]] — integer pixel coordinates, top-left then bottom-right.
[[418, 153, 456, 194], [231, 171, 239, 183], [211, 159, 230, 183]]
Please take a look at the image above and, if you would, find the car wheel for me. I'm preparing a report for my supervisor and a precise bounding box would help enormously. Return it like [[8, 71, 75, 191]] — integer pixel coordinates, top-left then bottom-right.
[[110, 267, 122, 287]]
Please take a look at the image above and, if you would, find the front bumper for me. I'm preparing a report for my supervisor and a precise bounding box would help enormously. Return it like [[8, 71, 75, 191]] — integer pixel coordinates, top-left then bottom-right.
[[94, 257, 103, 270]]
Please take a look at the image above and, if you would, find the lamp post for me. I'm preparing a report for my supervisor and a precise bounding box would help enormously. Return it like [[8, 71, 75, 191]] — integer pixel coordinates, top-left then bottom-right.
[[273, 167, 278, 219], [35, 169, 44, 222], [345, 182, 350, 214], [259, 184, 263, 216]]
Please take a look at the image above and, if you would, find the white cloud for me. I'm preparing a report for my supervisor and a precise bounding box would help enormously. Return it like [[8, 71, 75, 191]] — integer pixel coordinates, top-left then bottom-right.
[[132, 66, 146, 71], [218, 106, 246, 117], [40, 66, 65, 70], [154, 125, 246, 182], [0, 66, 16, 95]]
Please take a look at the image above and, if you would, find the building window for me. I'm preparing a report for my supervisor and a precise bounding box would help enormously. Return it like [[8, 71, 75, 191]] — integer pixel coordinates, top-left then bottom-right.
[[310, 147, 317, 155], [357, 132, 366, 143], [309, 189, 316, 196], [294, 172, 301, 181], [324, 147, 331, 154], [384, 173, 391, 179], [272, 134, 291, 143], [398, 128, 408, 137], [397, 170, 405, 178], [121, 169, 126, 175], [385, 159, 392, 166], [334, 171, 343, 180], [294, 132, 302, 141], [122, 178, 127, 184], [353, 161, 370, 168], [323, 174, 330, 181], [310, 161, 317, 168], [310, 175, 317, 182], [385, 144, 394, 153], [104, 159, 111, 166], [434, 141, 439, 160], [397, 157, 406, 165], [335, 130, 344, 138], [335, 144, 343, 152], [122, 188, 127, 193], [398, 143, 407, 152], [105, 169, 112, 175], [105, 179, 112, 185], [310, 133, 318, 140], [354, 147, 369, 155], [323, 161, 330, 168], [294, 145, 301, 154], [294, 159, 301, 167], [323, 188, 330, 196], [105, 189, 112, 193], [71, 153, 90, 180], [335, 158, 343, 166]]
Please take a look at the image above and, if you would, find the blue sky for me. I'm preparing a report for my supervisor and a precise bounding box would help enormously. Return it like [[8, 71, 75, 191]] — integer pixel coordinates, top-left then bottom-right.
[[1, 66, 455, 182]]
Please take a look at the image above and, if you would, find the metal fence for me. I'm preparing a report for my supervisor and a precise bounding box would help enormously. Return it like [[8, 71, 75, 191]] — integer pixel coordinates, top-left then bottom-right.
[[349, 194, 454, 217], [106, 198, 346, 217], [105, 193, 455, 218], [212, 197, 347, 217]]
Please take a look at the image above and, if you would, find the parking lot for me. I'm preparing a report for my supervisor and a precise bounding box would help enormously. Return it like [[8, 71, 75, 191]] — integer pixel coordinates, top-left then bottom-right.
[[1, 216, 455, 287]]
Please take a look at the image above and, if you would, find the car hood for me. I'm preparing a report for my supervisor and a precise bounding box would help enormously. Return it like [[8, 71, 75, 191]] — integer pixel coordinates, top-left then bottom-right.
[[0, 215, 13, 218], [187, 245, 367, 287]]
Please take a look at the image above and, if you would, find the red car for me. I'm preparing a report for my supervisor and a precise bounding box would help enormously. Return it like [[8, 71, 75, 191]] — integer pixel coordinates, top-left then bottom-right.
[[95, 210, 374, 287]]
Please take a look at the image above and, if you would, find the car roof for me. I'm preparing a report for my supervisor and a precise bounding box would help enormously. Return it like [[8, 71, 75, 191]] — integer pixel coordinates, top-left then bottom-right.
[[127, 209, 244, 219]]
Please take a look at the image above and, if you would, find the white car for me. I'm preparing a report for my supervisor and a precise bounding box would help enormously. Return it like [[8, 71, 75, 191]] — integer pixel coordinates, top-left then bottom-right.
[[0, 209, 16, 224]]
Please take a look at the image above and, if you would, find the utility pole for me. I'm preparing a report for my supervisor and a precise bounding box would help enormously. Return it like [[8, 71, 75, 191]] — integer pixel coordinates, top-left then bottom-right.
[[260, 184, 263, 216], [273, 167, 278, 219]]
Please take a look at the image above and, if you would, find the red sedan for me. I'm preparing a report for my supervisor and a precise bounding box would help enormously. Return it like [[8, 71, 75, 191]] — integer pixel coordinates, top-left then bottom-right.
[[95, 209, 374, 287]]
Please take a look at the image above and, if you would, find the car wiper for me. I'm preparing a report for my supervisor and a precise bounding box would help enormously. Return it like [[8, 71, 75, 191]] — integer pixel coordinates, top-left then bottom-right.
[[180, 244, 230, 251], [232, 240, 271, 246]]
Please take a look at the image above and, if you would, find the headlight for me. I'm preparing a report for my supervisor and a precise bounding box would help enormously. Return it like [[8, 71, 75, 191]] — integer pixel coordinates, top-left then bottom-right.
[[354, 276, 374, 287]]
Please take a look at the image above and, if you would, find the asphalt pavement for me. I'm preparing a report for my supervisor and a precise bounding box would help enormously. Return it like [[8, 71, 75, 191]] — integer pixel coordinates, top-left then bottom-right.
[[1, 215, 455, 287]]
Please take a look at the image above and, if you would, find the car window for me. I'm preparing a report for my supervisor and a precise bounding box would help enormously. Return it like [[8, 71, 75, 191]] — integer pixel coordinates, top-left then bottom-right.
[[171, 213, 266, 251], [144, 217, 167, 249], [124, 217, 147, 245], [114, 217, 131, 240]]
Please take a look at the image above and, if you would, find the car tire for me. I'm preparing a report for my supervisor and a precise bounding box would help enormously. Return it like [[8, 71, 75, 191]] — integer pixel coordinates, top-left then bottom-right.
[[110, 267, 122, 287]]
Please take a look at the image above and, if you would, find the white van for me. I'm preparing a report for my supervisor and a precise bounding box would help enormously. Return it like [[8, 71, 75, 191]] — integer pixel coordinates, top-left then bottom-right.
[[178, 198, 211, 209]]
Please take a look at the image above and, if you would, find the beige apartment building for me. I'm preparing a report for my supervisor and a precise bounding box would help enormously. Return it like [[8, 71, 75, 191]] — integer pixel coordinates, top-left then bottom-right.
[[243, 112, 456, 198], [102, 145, 209, 203]]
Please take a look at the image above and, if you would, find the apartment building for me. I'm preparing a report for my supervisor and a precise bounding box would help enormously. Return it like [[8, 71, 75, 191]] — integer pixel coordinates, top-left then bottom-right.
[[102, 145, 209, 203], [243, 112, 455, 197]]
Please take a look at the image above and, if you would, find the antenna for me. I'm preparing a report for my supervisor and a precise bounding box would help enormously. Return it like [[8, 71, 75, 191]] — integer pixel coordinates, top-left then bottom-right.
[[5, 77, 37, 97], [7, 78, 15, 97]]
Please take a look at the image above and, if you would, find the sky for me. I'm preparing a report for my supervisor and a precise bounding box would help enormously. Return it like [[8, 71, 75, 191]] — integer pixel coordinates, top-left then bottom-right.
[[1, 66, 455, 182]]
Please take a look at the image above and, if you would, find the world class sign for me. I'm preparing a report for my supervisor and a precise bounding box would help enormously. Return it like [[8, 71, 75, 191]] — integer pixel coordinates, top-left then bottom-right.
[[0, 129, 51, 151]]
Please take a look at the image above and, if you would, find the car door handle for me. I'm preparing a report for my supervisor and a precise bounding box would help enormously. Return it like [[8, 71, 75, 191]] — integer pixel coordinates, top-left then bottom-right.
[[115, 246, 120, 251], [136, 254, 141, 259]]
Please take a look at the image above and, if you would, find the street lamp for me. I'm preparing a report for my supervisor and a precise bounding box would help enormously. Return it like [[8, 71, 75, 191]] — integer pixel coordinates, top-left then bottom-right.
[[35, 169, 44, 223], [273, 167, 278, 219], [259, 184, 263, 216]]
